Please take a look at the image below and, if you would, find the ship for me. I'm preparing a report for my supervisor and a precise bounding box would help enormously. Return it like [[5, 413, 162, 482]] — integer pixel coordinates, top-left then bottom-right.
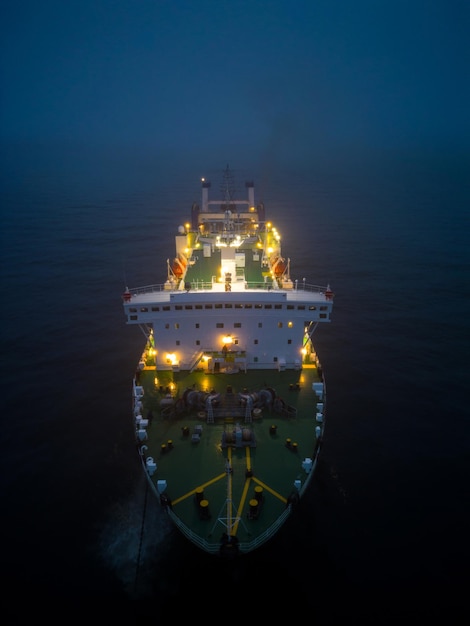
[[122, 166, 334, 557]]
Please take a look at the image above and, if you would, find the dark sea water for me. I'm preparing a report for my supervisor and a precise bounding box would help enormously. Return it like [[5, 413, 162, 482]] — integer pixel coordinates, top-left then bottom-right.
[[1, 144, 468, 623]]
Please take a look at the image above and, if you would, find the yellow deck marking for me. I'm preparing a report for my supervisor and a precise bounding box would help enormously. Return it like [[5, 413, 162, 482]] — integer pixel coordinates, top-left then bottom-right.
[[245, 445, 252, 472], [172, 444, 286, 537], [171, 472, 226, 506], [231, 476, 251, 535], [231, 446, 252, 535], [252, 477, 288, 504]]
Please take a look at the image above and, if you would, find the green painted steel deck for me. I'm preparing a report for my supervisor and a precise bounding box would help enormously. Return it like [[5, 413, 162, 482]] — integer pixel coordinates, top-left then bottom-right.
[[134, 362, 325, 556]]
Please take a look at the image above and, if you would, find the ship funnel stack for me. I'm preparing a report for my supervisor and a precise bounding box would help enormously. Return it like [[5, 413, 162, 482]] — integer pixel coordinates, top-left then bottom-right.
[[246, 181, 255, 209], [202, 180, 211, 212]]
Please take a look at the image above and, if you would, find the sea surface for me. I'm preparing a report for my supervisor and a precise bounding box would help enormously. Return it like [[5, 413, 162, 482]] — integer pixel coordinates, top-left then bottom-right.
[[1, 144, 468, 623]]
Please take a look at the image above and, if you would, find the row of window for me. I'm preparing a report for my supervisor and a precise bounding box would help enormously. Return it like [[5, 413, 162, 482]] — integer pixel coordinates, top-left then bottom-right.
[[129, 313, 328, 322], [164, 321, 288, 329], [128, 303, 328, 312], [170, 338, 293, 346]]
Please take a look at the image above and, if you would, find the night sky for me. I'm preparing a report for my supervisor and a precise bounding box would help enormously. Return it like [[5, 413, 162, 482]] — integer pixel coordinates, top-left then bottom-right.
[[1, 0, 469, 165]]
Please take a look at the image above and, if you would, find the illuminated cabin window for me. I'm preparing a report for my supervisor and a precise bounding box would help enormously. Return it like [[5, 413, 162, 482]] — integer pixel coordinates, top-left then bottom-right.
[[287, 305, 294, 310], [185, 305, 193, 310], [205, 304, 213, 309], [215, 304, 222, 309], [234, 323, 241, 328], [275, 304, 282, 309], [224, 304, 233, 308], [309, 306, 317, 311], [163, 306, 170, 311], [320, 313, 328, 319], [130, 315, 137, 320], [278, 322, 283, 328], [151, 306, 160, 311], [235, 304, 243, 309], [195, 305, 202, 310], [216, 323, 224, 328], [245, 304, 252, 309], [255, 304, 262, 309], [175, 305, 182, 310], [175, 323, 179, 329], [264, 304, 272, 309]]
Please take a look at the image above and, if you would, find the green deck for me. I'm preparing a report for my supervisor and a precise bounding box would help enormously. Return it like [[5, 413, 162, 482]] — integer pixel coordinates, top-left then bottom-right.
[[134, 362, 325, 556]]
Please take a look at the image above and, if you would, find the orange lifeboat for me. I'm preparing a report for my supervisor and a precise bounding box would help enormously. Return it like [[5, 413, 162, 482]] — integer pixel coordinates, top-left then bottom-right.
[[271, 256, 286, 277], [171, 253, 187, 278]]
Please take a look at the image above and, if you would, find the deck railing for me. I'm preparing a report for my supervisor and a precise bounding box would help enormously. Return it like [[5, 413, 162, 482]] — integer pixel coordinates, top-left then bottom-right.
[[127, 282, 328, 296], [165, 503, 293, 555]]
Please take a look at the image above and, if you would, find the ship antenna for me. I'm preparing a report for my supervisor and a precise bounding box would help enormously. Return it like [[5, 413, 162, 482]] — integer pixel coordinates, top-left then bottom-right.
[[221, 164, 235, 208]]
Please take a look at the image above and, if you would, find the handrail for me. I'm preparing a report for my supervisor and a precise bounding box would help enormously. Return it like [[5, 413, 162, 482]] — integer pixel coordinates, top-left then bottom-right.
[[165, 503, 292, 555], [126, 282, 328, 297]]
